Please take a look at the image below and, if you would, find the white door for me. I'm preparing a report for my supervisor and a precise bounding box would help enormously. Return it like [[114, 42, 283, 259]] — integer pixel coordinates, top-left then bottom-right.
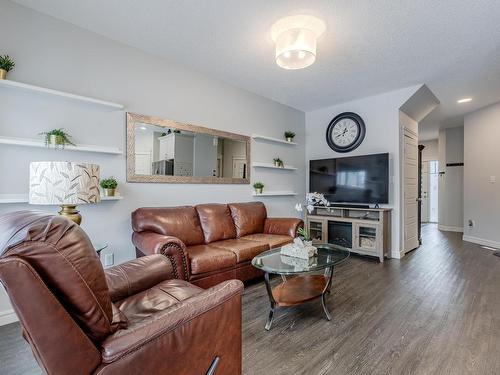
[[135, 152, 152, 175], [429, 160, 439, 223], [232, 157, 246, 178], [421, 161, 430, 222], [403, 128, 419, 252]]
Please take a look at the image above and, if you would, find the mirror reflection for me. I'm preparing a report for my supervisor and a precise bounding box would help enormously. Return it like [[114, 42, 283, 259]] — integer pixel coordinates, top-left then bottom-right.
[[134, 123, 248, 179]]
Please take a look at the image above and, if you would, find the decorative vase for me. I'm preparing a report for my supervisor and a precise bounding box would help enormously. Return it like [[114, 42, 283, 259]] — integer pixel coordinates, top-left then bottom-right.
[[286, 137, 294, 143], [48, 135, 65, 149], [255, 188, 263, 194], [274, 161, 280, 167], [103, 188, 116, 197], [0, 69, 6, 80]]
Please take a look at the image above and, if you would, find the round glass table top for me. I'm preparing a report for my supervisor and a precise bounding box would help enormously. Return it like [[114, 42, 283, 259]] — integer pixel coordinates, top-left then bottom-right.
[[251, 243, 349, 275]]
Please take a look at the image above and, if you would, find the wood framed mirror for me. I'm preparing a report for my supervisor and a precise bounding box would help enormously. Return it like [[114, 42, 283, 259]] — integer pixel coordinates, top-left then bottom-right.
[[127, 113, 250, 184]]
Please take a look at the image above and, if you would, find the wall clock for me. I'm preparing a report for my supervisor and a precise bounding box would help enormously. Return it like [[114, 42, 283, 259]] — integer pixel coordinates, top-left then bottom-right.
[[326, 112, 366, 153]]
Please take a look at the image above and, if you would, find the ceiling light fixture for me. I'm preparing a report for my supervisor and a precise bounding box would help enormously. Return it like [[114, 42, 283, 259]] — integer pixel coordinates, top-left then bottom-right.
[[457, 98, 472, 103], [270, 15, 326, 70]]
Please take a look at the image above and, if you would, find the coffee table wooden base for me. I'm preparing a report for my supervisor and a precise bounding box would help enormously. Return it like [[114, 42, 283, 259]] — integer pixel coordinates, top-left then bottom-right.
[[263, 269, 334, 330]]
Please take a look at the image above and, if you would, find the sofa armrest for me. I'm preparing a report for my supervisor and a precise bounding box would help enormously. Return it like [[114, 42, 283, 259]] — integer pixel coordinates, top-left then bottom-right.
[[132, 231, 189, 280], [101, 279, 244, 373], [264, 217, 303, 237], [105, 254, 174, 302]]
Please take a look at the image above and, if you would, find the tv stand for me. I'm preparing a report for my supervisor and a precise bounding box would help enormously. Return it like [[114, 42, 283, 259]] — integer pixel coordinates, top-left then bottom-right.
[[328, 203, 370, 209], [306, 206, 391, 262]]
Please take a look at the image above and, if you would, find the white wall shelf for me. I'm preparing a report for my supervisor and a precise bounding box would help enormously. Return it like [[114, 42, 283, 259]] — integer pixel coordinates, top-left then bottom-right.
[[252, 134, 297, 145], [252, 162, 297, 170], [0, 136, 123, 155], [0, 79, 124, 110], [252, 191, 297, 197], [0, 194, 123, 204]]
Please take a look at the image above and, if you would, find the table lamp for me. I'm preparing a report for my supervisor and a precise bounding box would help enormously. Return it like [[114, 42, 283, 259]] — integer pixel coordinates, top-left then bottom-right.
[[29, 162, 101, 225]]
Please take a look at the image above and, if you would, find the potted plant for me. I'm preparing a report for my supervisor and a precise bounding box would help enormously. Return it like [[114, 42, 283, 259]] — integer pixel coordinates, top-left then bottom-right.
[[273, 157, 284, 168], [39, 128, 75, 149], [284, 131, 296, 143], [297, 227, 313, 246], [0, 55, 15, 80], [100, 177, 118, 197], [253, 181, 264, 194]]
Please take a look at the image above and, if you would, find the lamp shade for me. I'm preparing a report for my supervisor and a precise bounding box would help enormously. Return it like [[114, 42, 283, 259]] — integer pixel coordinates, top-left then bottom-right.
[[29, 162, 101, 205]]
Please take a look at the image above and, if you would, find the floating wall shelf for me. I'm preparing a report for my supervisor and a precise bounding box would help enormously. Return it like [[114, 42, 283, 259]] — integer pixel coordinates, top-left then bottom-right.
[[252, 191, 297, 197], [0, 194, 123, 204], [252, 134, 297, 146], [0, 136, 123, 155], [252, 162, 297, 171], [0, 79, 124, 110]]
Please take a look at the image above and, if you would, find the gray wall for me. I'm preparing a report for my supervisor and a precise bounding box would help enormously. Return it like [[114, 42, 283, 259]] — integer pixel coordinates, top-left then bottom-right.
[[463, 102, 500, 247], [420, 139, 438, 161], [0, 1, 305, 318]]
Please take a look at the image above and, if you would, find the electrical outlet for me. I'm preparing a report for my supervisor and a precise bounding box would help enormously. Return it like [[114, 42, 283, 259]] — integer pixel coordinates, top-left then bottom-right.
[[104, 253, 114, 266]]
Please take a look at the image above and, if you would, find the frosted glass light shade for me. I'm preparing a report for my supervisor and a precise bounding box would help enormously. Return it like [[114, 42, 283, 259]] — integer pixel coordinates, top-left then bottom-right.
[[271, 15, 326, 70], [29, 162, 101, 205]]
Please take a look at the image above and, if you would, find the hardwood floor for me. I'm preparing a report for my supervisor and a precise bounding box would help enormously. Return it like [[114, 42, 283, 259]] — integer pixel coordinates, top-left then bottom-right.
[[1, 224, 499, 374]]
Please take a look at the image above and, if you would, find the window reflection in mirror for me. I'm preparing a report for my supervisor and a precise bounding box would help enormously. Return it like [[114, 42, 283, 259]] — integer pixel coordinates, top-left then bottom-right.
[[134, 123, 247, 179]]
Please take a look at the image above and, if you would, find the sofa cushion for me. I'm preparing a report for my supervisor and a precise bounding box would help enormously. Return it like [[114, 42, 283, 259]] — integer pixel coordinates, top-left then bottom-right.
[[241, 233, 293, 249], [132, 207, 205, 246], [210, 238, 269, 263], [228, 202, 267, 237], [115, 279, 203, 324], [187, 245, 237, 274], [196, 204, 236, 243]]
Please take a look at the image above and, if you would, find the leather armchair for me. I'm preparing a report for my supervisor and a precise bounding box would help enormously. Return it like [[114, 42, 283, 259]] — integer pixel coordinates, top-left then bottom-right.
[[0, 211, 243, 375]]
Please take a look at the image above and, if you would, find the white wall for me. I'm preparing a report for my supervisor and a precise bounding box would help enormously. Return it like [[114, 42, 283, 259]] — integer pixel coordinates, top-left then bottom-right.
[[305, 86, 420, 258], [420, 139, 438, 161], [0, 2, 305, 321], [437, 127, 464, 232], [463, 102, 500, 247]]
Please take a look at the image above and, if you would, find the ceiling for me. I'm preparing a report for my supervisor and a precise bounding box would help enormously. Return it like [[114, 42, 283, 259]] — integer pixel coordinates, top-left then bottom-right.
[[13, 0, 500, 139]]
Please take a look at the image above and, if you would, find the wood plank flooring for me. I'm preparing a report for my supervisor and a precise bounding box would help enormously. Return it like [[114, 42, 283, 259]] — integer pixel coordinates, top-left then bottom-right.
[[1, 224, 500, 374]]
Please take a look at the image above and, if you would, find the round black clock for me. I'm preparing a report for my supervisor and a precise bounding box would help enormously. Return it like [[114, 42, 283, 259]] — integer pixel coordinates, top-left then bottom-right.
[[326, 112, 366, 152]]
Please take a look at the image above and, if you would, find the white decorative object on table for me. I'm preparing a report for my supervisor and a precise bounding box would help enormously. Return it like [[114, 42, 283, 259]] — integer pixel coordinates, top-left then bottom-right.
[[280, 255, 317, 270], [280, 237, 318, 260], [29, 162, 100, 225], [306, 192, 329, 213]]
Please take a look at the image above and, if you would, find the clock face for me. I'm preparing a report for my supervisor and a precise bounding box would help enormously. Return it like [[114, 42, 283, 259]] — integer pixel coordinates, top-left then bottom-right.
[[326, 112, 366, 153]]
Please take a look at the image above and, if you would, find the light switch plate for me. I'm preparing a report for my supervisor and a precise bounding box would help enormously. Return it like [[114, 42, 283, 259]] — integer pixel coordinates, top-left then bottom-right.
[[489, 176, 496, 183], [104, 253, 114, 266]]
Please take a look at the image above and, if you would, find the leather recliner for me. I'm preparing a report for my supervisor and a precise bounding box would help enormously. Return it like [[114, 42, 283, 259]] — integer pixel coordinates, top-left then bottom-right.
[[132, 201, 303, 288], [0, 211, 243, 375]]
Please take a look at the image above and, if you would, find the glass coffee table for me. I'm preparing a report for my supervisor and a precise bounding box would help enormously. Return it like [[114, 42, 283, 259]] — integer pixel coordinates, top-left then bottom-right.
[[252, 243, 349, 330]]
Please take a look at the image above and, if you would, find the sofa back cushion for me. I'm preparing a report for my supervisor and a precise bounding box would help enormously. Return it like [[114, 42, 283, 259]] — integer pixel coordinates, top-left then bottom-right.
[[228, 202, 267, 237], [196, 204, 237, 243], [132, 207, 205, 246]]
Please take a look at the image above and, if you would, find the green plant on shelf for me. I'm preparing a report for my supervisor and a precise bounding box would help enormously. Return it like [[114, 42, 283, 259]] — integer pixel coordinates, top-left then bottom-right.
[[273, 157, 284, 167], [284, 131, 296, 142], [253, 181, 264, 194], [100, 177, 118, 189], [39, 128, 75, 148], [0, 55, 15, 72]]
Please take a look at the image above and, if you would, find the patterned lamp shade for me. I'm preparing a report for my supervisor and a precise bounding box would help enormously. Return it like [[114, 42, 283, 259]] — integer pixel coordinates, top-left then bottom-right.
[[29, 162, 101, 205]]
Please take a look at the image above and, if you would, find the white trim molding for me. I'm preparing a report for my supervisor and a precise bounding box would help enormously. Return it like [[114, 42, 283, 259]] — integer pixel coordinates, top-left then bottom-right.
[[0, 309, 18, 326], [463, 235, 500, 249], [438, 225, 463, 233]]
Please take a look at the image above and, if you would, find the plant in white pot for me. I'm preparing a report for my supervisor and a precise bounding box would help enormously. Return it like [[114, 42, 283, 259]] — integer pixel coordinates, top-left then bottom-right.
[[297, 227, 313, 246], [253, 181, 264, 194], [0, 55, 15, 80], [39, 128, 75, 149], [284, 131, 295, 143], [273, 157, 284, 168], [100, 177, 118, 197]]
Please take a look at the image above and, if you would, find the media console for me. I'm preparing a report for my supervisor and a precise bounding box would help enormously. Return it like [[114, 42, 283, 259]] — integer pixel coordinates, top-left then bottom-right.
[[305, 206, 392, 262]]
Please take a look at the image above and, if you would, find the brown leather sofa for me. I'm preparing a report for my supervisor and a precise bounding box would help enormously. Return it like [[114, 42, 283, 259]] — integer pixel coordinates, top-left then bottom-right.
[[132, 202, 303, 288], [0, 211, 243, 375]]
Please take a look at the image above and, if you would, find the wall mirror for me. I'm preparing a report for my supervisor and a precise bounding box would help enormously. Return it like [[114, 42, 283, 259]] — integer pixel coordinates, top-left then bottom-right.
[[127, 113, 250, 184]]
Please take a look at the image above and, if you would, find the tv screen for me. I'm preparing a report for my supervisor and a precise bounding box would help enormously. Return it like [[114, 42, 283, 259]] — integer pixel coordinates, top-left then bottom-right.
[[309, 153, 389, 204]]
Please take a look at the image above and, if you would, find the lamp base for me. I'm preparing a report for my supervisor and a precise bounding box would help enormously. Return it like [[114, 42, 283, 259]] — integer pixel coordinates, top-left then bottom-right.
[[58, 205, 82, 225]]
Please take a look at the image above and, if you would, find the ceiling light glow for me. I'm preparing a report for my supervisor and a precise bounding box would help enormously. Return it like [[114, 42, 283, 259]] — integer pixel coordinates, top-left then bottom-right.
[[457, 98, 472, 103], [270, 15, 326, 70]]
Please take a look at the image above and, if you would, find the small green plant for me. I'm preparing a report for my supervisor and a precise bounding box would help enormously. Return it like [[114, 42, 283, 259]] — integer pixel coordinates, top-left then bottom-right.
[[284, 131, 296, 140], [100, 177, 118, 189], [39, 128, 75, 147], [0, 55, 15, 72], [253, 181, 264, 189], [297, 227, 311, 241], [273, 157, 284, 167]]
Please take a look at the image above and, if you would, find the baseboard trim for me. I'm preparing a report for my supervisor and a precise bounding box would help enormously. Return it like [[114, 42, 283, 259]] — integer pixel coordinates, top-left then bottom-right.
[[463, 235, 500, 249], [438, 225, 463, 233], [0, 309, 18, 326]]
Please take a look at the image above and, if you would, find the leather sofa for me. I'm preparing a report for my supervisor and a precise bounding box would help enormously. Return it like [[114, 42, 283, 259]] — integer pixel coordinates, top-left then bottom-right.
[[0, 211, 243, 375], [132, 202, 303, 288]]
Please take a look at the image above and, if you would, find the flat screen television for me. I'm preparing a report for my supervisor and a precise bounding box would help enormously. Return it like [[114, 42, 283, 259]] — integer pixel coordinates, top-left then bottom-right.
[[309, 153, 389, 204]]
